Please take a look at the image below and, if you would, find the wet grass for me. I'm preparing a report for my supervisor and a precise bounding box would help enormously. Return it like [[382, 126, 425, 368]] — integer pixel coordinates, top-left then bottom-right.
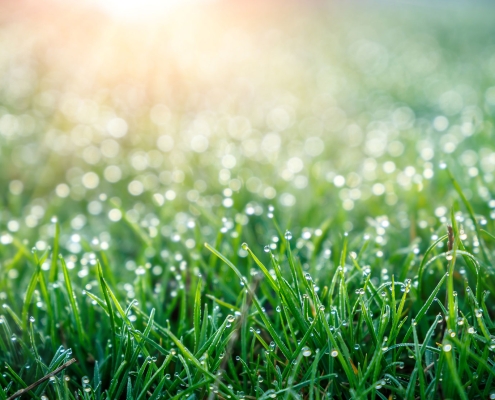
[[1, 169, 495, 399], [2, 2, 495, 399]]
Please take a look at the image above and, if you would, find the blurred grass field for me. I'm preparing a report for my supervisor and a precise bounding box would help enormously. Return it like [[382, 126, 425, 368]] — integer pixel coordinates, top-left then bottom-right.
[[1, 1, 495, 398]]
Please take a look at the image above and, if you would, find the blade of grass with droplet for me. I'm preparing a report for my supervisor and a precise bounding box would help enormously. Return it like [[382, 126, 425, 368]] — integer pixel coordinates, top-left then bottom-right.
[[49, 220, 60, 282], [96, 260, 117, 372], [245, 247, 278, 293], [84, 291, 109, 315], [388, 278, 409, 345], [136, 354, 173, 400], [448, 168, 490, 265], [412, 322, 426, 399], [250, 294, 291, 360], [359, 296, 378, 346], [316, 307, 357, 389], [199, 303, 209, 352], [446, 207, 461, 332], [417, 234, 447, 299], [443, 341, 468, 400], [204, 295, 239, 312], [107, 360, 129, 399], [403, 273, 447, 342], [177, 279, 187, 337], [169, 378, 214, 400], [3, 363, 36, 399], [205, 243, 291, 359], [161, 326, 237, 399], [60, 256, 86, 345], [368, 304, 390, 399], [308, 345, 322, 400], [194, 279, 202, 353], [36, 263, 56, 350], [21, 263, 39, 334], [290, 315, 318, 362], [285, 241, 303, 302], [269, 254, 305, 334], [2, 305, 21, 333]]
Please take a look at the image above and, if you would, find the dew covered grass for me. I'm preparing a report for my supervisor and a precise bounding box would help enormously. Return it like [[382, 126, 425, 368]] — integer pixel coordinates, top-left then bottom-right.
[[1, 1, 495, 399]]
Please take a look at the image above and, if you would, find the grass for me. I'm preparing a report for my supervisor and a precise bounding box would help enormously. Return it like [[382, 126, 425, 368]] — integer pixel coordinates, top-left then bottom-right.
[[1, 176, 495, 399], [2, 2, 495, 399]]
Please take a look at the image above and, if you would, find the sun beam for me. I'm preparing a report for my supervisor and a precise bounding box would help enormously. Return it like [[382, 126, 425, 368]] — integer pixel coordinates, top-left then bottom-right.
[[91, 0, 207, 21]]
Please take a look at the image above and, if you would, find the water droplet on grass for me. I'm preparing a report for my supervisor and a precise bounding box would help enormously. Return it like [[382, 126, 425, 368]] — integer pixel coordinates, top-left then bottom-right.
[[301, 346, 312, 357]]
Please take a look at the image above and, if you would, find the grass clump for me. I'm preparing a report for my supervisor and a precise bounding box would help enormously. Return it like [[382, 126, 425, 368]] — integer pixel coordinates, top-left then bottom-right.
[[1, 183, 495, 399]]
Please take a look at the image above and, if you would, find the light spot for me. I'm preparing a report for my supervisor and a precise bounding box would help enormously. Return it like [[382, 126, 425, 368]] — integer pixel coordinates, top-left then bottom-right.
[[82, 172, 99, 189], [128, 180, 144, 196], [107, 117, 128, 138]]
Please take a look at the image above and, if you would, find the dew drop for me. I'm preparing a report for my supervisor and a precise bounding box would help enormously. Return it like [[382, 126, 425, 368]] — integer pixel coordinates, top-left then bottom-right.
[[301, 346, 312, 357]]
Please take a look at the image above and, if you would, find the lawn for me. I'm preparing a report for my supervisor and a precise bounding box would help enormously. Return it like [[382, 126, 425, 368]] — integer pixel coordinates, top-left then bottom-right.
[[1, 1, 495, 399]]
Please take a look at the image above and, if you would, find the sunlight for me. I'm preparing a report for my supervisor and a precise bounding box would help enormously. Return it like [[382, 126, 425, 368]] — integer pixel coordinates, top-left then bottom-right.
[[92, 0, 207, 21]]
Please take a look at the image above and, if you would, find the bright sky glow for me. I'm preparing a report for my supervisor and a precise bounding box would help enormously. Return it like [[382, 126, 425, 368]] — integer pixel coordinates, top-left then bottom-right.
[[92, 0, 210, 21]]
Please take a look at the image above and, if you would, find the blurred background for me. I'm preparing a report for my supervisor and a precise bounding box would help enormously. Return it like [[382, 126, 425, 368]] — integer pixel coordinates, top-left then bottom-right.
[[1, 0, 495, 275]]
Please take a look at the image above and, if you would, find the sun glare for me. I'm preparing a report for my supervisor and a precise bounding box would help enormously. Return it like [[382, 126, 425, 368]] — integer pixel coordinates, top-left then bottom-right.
[[93, 0, 204, 21]]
